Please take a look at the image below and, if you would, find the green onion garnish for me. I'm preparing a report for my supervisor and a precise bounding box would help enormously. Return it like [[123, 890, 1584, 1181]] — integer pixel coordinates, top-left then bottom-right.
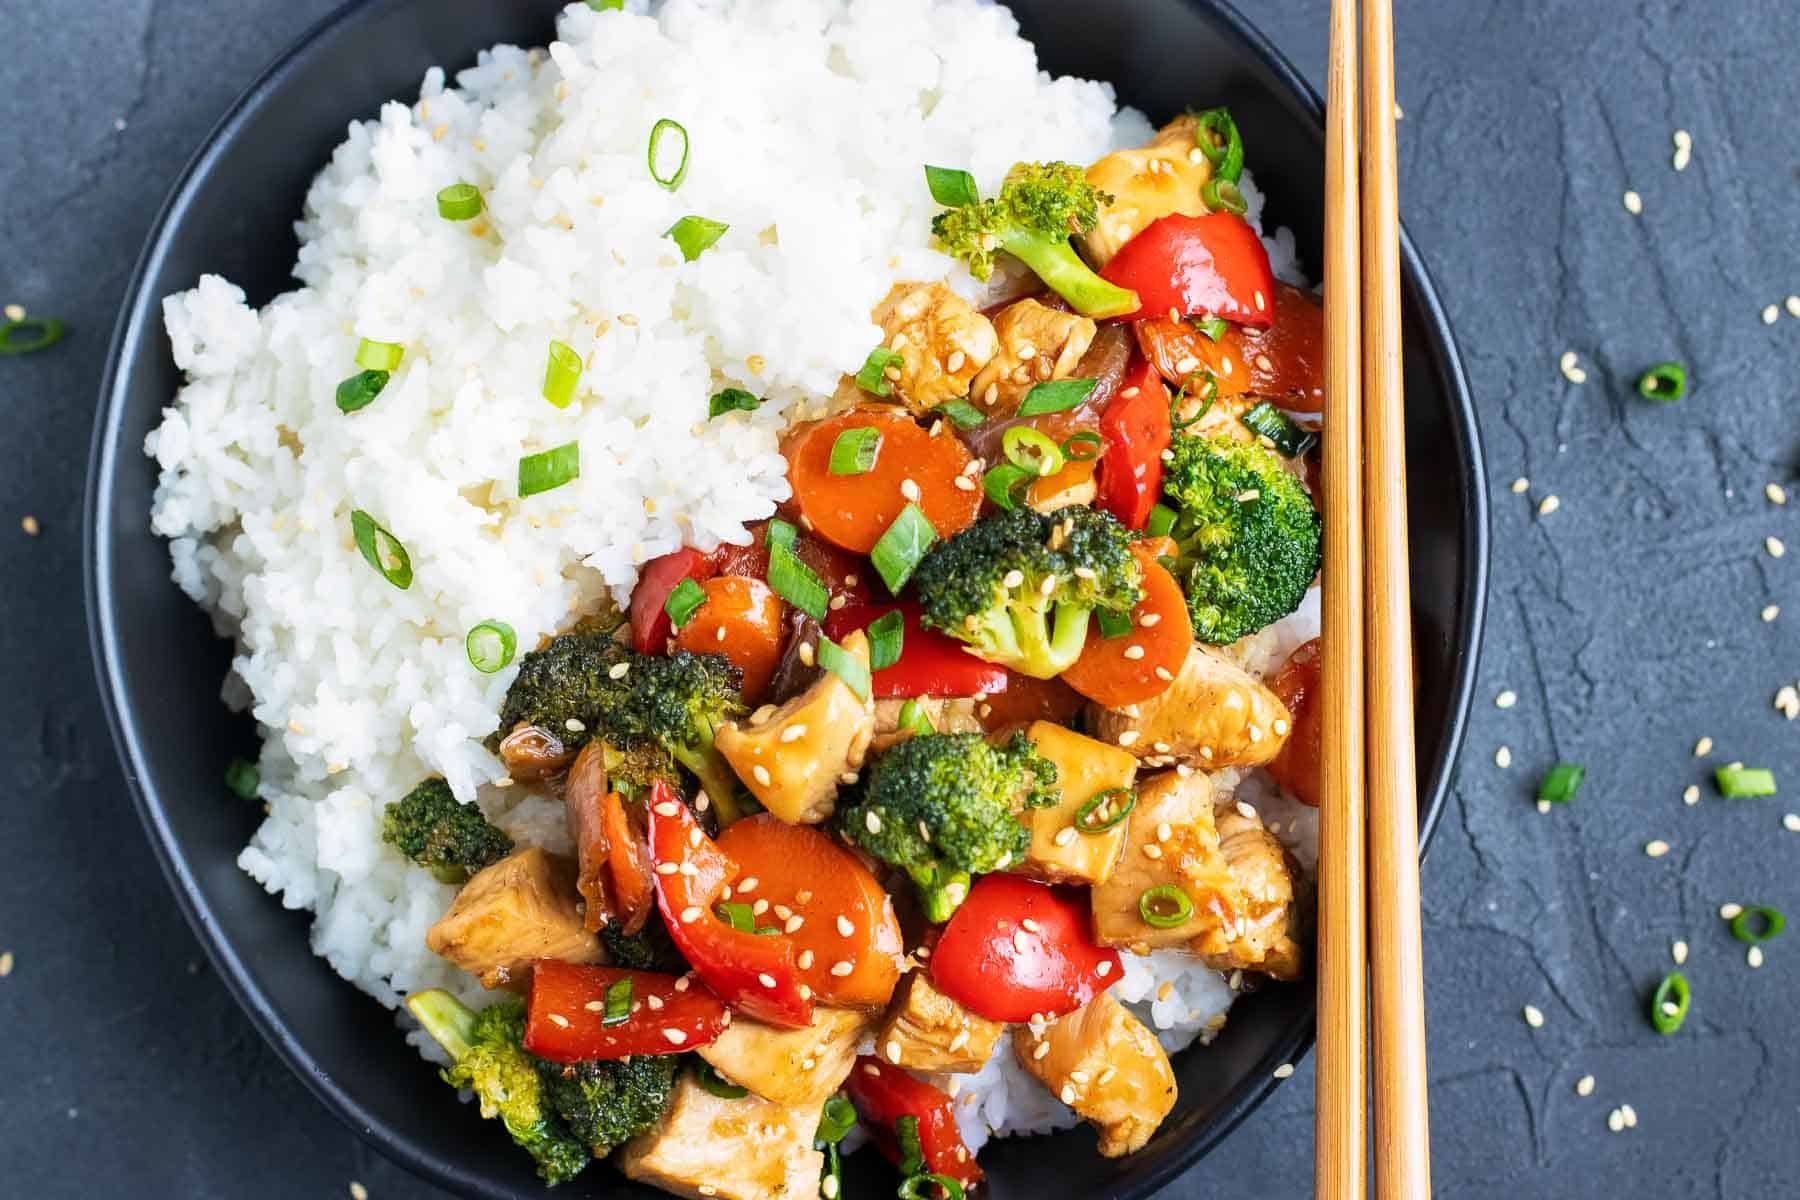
[[821, 1144, 843, 1200], [895, 1115, 925, 1176], [897, 698, 935, 737], [867, 609, 904, 670], [982, 463, 1033, 511], [1016, 377, 1097, 417], [355, 338, 404, 372], [1715, 764, 1776, 798], [1201, 176, 1248, 216], [1240, 401, 1318, 458], [829, 427, 882, 475], [1728, 905, 1786, 944], [664, 578, 707, 629], [709, 387, 761, 418], [224, 757, 259, 801], [1062, 430, 1104, 462], [923, 165, 979, 208], [1537, 763, 1585, 805], [870, 503, 937, 592], [898, 1175, 964, 1200], [518, 441, 581, 498], [1075, 787, 1135, 834], [1648, 971, 1690, 1035], [542, 340, 583, 409], [1637, 362, 1686, 402], [855, 345, 904, 397], [647, 118, 690, 191], [350, 509, 412, 589], [766, 518, 798, 553], [767, 545, 828, 621], [817, 635, 871, 702], [1146, 503, 1179, 538], [933, 399, 986, 430], [585, 0, 624, 10], [715, 901, 756, 932], [335, 369, 389, 413], [601, 977, 633, 1026], [1170, 371, 1218, 431], [1193, 315, 1230, 341], [816, 1094, 857, 1145], [466, 620, 517, 673], [0, 316, 66, 355], [1192, 107, 1244, 182], [1096, 608, 1133, 639], [436, 182, 483, 221], [1002, 425, 1065, 478], [696, 1063, 748, 1099], [665, 215, 728, 261], [1138, 883, 1194, 928]]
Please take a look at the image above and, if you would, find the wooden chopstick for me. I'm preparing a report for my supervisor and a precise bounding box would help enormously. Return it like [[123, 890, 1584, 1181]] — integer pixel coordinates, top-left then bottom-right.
[[1360, 0, 1432, 1195], [1315, 0, 1368, 1195]]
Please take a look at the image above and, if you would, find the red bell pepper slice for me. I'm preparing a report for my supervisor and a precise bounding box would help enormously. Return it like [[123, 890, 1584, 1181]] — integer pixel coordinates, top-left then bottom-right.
[[645, 781, 813, 1027], [825, 602, 1010, 699], [844, 1056, 983, 1189], [1100, 211, 1276, 329], [928, 874, 1121, 1023], [523, 959, 729, 1064], [1096, 355, 1171, 530], [629, 548, 717, 655]]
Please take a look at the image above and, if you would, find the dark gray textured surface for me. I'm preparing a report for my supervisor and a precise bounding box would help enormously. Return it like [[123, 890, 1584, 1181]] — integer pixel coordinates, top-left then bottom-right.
[[4, 1, 1796, 1196]]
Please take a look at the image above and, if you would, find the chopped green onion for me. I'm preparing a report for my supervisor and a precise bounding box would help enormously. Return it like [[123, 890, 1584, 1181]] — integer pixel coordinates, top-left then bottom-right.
[[466, 620, 518, 673], [1146, 503, 1179, 538], [1193, 315, 1230, 341], [1637, 362, 1686, 402], [1171, 370, 1218, 431], [664, 578, 707, 629], [1138, 883, 1194, 928], [224, 757, 259, 801], [829, 427, 883, 475], [696, 1063, 748, 1098], [585, 0, 624, 10], [1728, 905, 1786, 944], [817, 635, 871, 702], [335, 369, 389, 413], [1715, 764, 1776, 798], [867, 609, 905, 670], [1062, 430, 1104, 462], [1240, 401, 1318, 458], [923, 165, 979, 207], [715, 901, 756, 932], [1003, 425, 1066, 479], [766, 518, 799, 554], [541, 340, 583, 409], [899, 1175, 964, 1200], [1201, 177, 1248, 216], [436, 182, 483, 221], [647, 118, 690, 191], [1648, 971, 1690, 1035], [1016, 377, 1097, 417], [816, 1094, 857, 1145], [355, 337, 404, 372], [350, 509, 412, 589], [665, 215, 728, 261], [870, 503, 937, 592], [518, 441, 581, 498], [1096, 608, 1133, 639], [709, 387, 762, 418], [895, 1115, 925, 1176], [767, 545, 828, 620], [933, 398, 986, 430], [820, 1144, 843, 1200], [0, 316, 66, 355], [982, 463, 1034, 511], [896, 698, 935, 738], [855, 345, 905, 397], [601, 977, 633, 1027], [1192, 107, 1244, 182], [1075, 787, 1135, 834], [1537, 763, 1585, 805]]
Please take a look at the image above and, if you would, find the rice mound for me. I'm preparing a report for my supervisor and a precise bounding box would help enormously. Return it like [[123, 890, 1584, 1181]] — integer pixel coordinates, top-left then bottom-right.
[[146, 0, 1314, 1146]]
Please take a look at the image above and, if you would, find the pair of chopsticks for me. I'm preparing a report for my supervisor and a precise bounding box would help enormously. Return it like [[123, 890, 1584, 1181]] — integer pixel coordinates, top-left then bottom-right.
[[1315, 0, 1431, 1198]]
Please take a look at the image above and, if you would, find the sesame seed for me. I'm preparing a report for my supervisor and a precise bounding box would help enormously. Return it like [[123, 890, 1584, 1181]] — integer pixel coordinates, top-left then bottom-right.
[[953, 475, 976, 491], [1608, 1108, 1625, 1133], [21, 515, 40, 536], [823, 1179, 840, 1200], [757, 973, 777, 989], [780, 723, 807, 742], [1784, 813, 1800, 832], [1141, 843, 1163, 860], [1122, 644, 1146, 660], [1118, 730, 1140, 747], [886, 1039, 903, 1063], [1694, 736, 1714, 757], [946, 350, 966, 372], [1039, 574, 1058, 596], [1762, 303, 1781, 325], [773, 905, 794, 922], [1232, 802, 1255, 822], [752, 764, 771, 786], [1003, 569, 1026, 589], [737, 876, 758, 894], [865, 811, 882, 834], [836, 915, 855, 937], [689, 828, 702, 848], [1033, 1041, 1051, 1060], [901, 478, 922, 502], [1538, 495, 1560, 516], [1495, 689, 1517, 709], [1623, 190, 1643, 215], [1536, 799, 1552, 815], [831, 960, 854, 977], [678, 905, 702, 926], [798, 641, 815, 666], [948, 1029, 971, 1053], [784, 914, 804, 934], [1766, 536, 1786, 558], [1764, 605, 1781, 624], [585, 1000, 605, 1011], [1672, 940, 1688, 965], [656, 862, 679, 876], [1096, 960, 1111, 977], [1272, 1063, 1295, 1079], [1059, 1084, 1077, 1105], [662, 1028, 687, 1045], [1749, 945, 1765, 968], [797, 948, 816, 969], [1495, 745, 1512, 769], [1683, 785, 1700, 806], [1523, 1004, 1545, 1028], [1645, 840, 1671, 858], [1558, 350, 1587, 384], [645, 994, 665, 1011], [1054, 826, 1077, 847], [547, 1013, 570, 1028], [1576, 1074, 1596, 1097], [1013, 929, 1031, 953], [564, 718, 586, 733], [1254, 290, 1267, 312], [1174, 355, 1200, 376], [1768, 483, 1789, 505], [1, 303, 23, 322], [654, 801, 680, 817], [1272, 718, 1290, 736], [1789, 297, 1800, 319], [1511, 476, 1530, 494], [1720, 902, 1743, 920]]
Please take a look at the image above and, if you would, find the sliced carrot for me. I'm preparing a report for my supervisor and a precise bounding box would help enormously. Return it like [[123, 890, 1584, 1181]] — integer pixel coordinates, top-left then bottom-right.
[[1059, 545, 1193, 708], [1135, 315, 1252, 403], [979, 672, 1085, 731], [715, 815, 904, 1010], [602, 790, 656, 933], [1265, 638, 1322, 806], [674, 575, 786, 706], [788, 409, 980, 554]]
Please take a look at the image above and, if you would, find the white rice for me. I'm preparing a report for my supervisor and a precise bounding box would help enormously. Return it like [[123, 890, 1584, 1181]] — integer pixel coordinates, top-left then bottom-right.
[[145, 0, 1314, 1146]]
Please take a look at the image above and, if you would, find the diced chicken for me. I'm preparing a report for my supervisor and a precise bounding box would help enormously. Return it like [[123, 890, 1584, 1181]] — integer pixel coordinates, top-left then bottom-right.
[[1012, 991, 1176, 1156], [717, 630, 875, 824], [1088, 643, 1291, 769], [696, 1006, 872, 1107], [425, 848, 602, 988], [871, 282, 999, 413], [969, 299, 1097, 416], [1017, 721, 1138, 885], [1080, 114, 1214, 268], [875, 970, 1005, 1073], [1194, 801, 1303, 980], [1089, 770, 1241, 953], [618, 1071, 824, 1200], [869, 696, 984, 753]]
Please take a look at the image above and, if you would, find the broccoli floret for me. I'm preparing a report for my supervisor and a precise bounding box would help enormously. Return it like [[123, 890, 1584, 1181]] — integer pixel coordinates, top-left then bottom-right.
[[406, 991, 589, 1185], [1161, 434, 1322, 644], [839, 731, 1058, 923], [491, 632, 637, 753], [930, 161, 1139, 318], [599, 913, 686, 974], [381, 778, 513, 884], [911, 506, 1143, 680], [537, 1054, 679, 1159]]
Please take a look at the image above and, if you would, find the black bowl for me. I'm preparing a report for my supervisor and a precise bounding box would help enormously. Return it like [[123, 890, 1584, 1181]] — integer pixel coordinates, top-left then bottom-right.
[[85, 0, 1487, 1196]]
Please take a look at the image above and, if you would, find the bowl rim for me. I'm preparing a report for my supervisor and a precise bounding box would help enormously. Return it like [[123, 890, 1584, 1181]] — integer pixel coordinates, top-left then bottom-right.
[[82, 0, 1488, 1195]]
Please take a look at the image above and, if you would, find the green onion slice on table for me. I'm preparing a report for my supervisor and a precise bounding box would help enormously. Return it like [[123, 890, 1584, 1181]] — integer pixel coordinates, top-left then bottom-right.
[[1648, 971, 1689, 1035]]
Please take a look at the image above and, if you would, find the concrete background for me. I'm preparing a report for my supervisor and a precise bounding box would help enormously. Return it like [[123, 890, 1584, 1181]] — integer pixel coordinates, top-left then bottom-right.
[[3, 0, 1796, 1196]]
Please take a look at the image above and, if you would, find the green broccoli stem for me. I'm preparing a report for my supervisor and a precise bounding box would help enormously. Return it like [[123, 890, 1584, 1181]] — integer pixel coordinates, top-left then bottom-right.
[[675, 743, 747, 826], [407, 989, 477, 1062], [999, 227, 1140, 319], [908, 863, 973, 924], [1007, 601, 1094, 680]]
